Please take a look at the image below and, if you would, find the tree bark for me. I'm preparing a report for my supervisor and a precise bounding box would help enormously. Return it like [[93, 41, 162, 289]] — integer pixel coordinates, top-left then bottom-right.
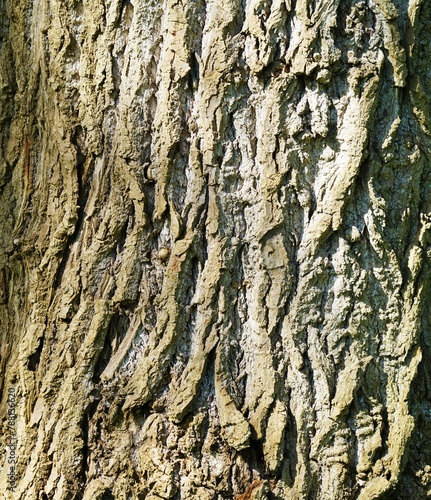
[[1, 0, 431, 498]]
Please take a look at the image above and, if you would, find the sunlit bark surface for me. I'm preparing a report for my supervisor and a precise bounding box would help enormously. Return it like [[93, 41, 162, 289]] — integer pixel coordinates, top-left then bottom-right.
[[1, 0, 431, 498]]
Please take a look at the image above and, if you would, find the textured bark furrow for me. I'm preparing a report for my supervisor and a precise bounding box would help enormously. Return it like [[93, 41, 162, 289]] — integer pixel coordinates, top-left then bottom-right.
[[2, 0, 431, 498]]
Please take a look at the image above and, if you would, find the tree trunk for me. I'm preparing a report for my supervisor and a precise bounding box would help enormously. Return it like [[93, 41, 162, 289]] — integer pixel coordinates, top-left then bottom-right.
[[1, 0, 431, 498]]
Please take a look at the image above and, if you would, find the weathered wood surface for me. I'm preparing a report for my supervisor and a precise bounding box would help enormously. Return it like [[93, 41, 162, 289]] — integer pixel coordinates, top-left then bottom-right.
[[1, 0, 431, 498]]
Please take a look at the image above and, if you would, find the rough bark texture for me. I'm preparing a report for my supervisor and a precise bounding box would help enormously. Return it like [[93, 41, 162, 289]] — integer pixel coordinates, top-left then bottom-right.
[[1, 0, 431, 498]]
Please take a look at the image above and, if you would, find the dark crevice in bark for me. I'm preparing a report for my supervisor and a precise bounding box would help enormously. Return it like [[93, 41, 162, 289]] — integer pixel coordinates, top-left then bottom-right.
[[116, 210, 131, 256], [284, 399, 298, 487], [101, 490, 114, 500], [239, 439, 267, 479], [193, 348, 216, 414], [257, 60, 289, 87], [27, 334, 44, 372], [188, 51, 200, 89], [143, 180, 155, 224], [52, 131, 87, 292], [79, 398, 101, 495], [115, 0, 133, 32], [79, 414, 90, 494]]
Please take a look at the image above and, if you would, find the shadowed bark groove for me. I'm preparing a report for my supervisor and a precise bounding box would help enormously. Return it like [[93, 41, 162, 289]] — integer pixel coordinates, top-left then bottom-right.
[[1, 0, 431, 498]]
